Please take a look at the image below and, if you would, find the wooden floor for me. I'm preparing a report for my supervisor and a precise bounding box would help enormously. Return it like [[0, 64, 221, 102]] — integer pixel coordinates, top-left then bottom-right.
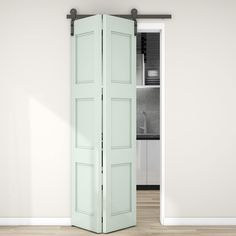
[[1, 191, 236, 235]]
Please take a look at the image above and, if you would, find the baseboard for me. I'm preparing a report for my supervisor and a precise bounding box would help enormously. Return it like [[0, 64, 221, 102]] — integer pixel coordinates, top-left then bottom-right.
[[2, 217, 236, 226], [163, 217, 236, 225], [0, 218, 71, 226]]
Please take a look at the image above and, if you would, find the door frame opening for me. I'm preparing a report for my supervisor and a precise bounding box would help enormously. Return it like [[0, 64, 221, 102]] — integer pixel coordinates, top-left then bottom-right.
[[137, 21, 165, 224]]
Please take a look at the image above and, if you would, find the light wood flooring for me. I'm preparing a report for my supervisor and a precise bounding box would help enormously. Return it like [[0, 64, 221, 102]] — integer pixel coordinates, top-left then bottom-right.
[[1, 191, 236, 235]]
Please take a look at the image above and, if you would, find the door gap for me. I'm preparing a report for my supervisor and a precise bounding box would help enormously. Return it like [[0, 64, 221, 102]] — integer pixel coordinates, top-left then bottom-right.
[[136, 22, 165, 224]]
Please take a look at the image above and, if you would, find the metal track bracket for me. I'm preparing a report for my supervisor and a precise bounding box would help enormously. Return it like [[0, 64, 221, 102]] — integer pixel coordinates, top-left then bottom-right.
[[66, 8, 172, 36]]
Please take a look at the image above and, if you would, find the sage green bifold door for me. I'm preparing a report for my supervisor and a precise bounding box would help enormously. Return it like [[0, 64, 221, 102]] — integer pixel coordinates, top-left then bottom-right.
[[102, 15, 136, 233], [72, 14, 136, 233]]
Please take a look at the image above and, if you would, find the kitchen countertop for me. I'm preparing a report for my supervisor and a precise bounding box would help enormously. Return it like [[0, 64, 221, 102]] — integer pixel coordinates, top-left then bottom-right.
[[137, 134, 160, 140]]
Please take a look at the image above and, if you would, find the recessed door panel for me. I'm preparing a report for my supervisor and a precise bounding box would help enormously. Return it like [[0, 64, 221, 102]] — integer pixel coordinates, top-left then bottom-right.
[[75, 163, 94, 215], [111, 32, 132, 84], [76, 32, 95, 84], [111, 98, 131, 148], [111, 163, 132, 215], [75, 98, 94, 149]]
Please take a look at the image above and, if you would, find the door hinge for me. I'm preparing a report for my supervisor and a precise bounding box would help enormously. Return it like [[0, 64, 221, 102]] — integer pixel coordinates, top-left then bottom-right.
[[101, 132, 103, 152], [101, 217, 103, 223]]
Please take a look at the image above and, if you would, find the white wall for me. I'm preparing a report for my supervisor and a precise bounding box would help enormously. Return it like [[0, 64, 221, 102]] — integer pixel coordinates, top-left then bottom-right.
[[0, 0, 236, 220]]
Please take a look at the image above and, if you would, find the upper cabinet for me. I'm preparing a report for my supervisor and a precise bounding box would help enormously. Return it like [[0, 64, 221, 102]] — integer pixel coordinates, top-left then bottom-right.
[[136, 53, 144, 86], [136, 33, 160, 88]]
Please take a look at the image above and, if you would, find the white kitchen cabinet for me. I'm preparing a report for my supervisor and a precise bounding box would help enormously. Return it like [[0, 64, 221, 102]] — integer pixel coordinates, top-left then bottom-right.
[[136, 140, 160, 185], [147, 140, 160, 185], [136, 140, 147, 184]]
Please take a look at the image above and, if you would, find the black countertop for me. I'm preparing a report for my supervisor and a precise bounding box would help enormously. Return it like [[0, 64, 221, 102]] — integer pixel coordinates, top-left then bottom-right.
[[137, 134, 160, 140]]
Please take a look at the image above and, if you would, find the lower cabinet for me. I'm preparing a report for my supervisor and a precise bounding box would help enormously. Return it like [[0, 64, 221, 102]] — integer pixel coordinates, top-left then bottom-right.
[[136, 140, 160, 185], [136, 140, 147, 185], [147, 140, 160, 185]]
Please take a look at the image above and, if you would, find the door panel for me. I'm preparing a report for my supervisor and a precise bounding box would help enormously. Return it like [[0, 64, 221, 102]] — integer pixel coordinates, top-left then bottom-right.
[[71, 15, 102, 233], [103, 15, 136, 233]]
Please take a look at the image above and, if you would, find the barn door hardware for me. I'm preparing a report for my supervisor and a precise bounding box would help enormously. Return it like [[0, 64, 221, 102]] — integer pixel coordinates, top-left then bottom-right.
[[66, 8, 172, 36]]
